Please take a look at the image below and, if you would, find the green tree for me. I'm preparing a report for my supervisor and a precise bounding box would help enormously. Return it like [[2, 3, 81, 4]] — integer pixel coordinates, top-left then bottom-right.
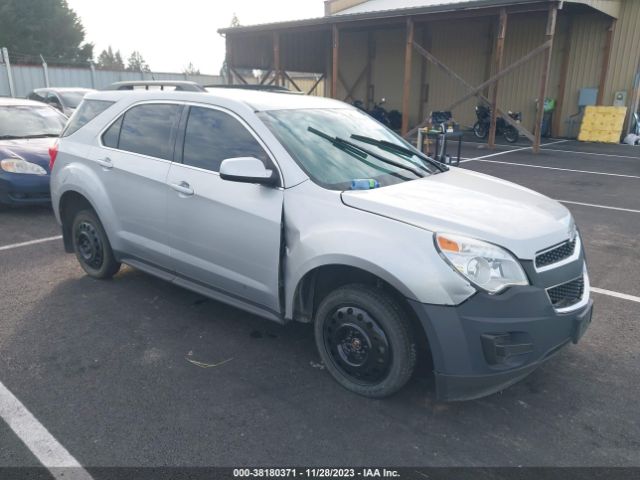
[[230, 13, 241, 27], [97, 46, 125, 70], [183, 62, 200, 75], [0, 0, 93, 64], [126, 51, 150, 72]]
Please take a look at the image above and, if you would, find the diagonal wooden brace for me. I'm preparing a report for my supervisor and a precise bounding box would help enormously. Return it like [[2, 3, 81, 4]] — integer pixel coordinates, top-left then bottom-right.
[[408, 40, 535, 142]]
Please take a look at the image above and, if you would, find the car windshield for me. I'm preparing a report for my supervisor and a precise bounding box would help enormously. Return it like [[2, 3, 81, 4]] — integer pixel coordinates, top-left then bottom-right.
[[0, 105, 67, 139], [258, 108, 441, 190], [59, 91, 88, 108]]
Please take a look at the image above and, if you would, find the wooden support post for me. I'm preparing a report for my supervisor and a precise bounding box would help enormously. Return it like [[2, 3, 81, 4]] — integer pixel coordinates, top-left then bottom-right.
[[597, 18, 616, 105], [401, 17, 415, 137], [533, 3, 557, 153], [332, 25, 339, 99], [273, 32, 281, 87], [418, 26, 429, 123], [553, 16, 573, 137], [225, 36, 233, 85], [366, 31, 375, 110], [488, 8, 507, 148]]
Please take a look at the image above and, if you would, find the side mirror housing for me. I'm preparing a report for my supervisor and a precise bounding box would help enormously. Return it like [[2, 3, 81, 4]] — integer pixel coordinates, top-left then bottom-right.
[[219, 157, 278, 186]]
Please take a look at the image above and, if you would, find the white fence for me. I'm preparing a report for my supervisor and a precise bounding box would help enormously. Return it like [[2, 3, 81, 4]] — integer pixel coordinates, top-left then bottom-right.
[[0, 52, 222, 97]]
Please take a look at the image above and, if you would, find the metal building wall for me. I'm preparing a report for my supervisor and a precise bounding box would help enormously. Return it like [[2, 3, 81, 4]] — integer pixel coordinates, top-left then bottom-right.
[[425, 17, 493, 128], [603, 0, 640, 107], [557, 11, 608, 137]]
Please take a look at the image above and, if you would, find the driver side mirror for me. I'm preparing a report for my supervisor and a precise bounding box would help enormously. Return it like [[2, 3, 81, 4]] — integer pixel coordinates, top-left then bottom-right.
[[219, 157, 278, 186]]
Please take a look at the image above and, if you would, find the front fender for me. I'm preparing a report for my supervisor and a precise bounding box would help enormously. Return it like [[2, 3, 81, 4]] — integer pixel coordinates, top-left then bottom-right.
[[283, 181, 476, 319]]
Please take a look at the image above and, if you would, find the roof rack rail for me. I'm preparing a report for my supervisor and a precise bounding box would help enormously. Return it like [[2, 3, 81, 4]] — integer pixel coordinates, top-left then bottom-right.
[[103, 80, 206, 92]]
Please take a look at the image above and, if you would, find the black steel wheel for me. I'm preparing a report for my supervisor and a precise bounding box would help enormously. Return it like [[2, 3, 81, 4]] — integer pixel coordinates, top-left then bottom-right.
[[324, 305, 392, 384], [71, 210, 121, 279], [473, 121, 488, 139], [314, 284, 416, 398]]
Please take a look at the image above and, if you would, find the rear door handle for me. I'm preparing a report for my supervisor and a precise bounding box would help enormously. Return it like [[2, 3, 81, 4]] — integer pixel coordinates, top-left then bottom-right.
[[96, 157, 113, 169], [170, 181, 194, 196]]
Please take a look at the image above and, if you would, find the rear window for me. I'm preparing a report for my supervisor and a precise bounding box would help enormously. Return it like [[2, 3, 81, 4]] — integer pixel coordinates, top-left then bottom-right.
[[61, 99, 114, 137]]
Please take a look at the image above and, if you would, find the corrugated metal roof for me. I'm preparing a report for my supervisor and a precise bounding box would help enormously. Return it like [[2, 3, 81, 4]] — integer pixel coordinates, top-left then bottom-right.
[[219, 0, 548, 34], [335, 0, 619, 17], [335, 0, 477, 16], [219, 0, 617, 35]]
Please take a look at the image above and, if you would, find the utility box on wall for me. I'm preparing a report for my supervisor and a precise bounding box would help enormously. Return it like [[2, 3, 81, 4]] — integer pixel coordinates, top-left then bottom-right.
[[613, 91, 627, 107]]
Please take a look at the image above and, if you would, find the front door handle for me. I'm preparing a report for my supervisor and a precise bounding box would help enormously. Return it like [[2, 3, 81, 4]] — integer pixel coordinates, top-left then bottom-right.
[[96, 157, 113, 169], [170, 181, 194, 196]]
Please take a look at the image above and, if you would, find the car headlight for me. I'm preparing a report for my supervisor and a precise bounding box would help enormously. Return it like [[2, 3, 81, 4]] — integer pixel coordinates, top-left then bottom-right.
[[435, 233, 529, 294], [0, 158, 47, 175]]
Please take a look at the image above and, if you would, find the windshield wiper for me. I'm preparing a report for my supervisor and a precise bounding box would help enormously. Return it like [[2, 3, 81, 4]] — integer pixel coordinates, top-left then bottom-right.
[[0, 134, 59, 140], [350, 134, 449, 173], [22, 134, 60, 139], [308, 127, 425, 179]]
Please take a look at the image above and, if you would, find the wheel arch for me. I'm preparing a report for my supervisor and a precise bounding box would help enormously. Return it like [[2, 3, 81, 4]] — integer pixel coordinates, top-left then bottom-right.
[[58, 190, 100, 253], [291, 262, 433, 372]]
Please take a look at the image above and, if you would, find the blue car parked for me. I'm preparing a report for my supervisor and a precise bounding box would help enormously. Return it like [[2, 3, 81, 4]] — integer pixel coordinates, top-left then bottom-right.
[[0, 98, 67, 206]]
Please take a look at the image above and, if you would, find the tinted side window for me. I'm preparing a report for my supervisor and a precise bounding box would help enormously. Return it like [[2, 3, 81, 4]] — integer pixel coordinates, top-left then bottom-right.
[[102, 116, 122, 148], [182, 107, 269, 172], [61, 99, 114, 137], [118, 104, 181, 160]]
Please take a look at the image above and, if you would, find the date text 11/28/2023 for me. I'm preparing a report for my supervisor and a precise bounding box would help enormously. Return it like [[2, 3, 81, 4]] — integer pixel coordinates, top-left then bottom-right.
[[233, 468, 401, 478]]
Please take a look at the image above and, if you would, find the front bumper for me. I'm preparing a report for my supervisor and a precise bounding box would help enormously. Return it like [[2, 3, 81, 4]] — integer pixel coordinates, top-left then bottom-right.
[[0, 172, 51, 205], [409, 278, 593, 401]]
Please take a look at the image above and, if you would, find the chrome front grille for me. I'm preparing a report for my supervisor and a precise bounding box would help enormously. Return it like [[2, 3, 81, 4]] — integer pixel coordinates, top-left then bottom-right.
[[535, 238, 577, 270]]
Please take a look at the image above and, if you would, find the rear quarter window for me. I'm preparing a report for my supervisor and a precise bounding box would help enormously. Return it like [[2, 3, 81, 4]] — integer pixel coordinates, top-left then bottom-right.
[[61, 99, 114, 137]]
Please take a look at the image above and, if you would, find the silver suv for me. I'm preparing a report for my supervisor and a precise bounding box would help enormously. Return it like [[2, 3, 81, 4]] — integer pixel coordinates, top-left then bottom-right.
[[50, 90, 593, 400]]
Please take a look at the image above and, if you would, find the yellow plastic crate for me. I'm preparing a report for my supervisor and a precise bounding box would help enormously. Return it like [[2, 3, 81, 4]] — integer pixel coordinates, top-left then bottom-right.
[[578, 106, 627, 143]]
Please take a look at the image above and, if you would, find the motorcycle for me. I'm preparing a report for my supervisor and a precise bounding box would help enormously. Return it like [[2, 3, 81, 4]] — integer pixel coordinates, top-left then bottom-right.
[[473, 105, 521, 143], [353, 98, 403, 131]]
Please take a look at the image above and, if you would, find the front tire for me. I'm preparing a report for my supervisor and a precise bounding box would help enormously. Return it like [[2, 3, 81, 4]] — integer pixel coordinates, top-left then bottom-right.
[[314, 284, 416, 398], [71, 209, 121, 279], [473, 121, 488, 139]]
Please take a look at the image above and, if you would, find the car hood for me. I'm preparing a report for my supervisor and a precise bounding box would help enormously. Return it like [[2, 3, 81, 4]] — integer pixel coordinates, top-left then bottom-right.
[[0, 137, 55, 171], [340, 168, 573, 260]]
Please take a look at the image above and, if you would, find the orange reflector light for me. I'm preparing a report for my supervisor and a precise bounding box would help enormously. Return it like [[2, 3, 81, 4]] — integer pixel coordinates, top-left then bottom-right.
[[437, 236, 460, 253]]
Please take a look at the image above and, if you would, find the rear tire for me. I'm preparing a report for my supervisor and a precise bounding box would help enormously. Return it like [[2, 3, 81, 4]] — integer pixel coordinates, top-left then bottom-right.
[[473, 121, 488, 139], [314, 284, 416, 398], [504, 126, 519, 143], [71, 209, 121, 279]]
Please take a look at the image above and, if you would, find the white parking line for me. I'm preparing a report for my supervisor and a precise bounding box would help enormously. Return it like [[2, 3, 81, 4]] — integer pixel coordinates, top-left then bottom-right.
[[540, 147, 640, 160], [466, 158, 640, 179], [460, 139, 569, 162], [558, 200, 640, 214], [0, 235, 62, 252], [592, 287, 640, 303], [0, 381, 93, 479]]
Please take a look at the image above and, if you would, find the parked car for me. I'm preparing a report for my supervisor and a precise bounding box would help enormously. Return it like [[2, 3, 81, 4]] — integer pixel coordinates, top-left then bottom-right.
[[104, 80, 206, 92], [50, 90, 593, 400], [27, 88, 95, 117], [0, 98, 67, 206]]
